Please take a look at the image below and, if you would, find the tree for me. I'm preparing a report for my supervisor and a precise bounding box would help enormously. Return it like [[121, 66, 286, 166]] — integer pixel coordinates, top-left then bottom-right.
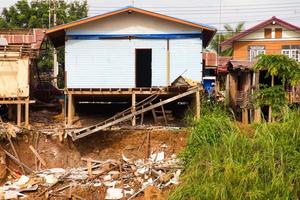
[[0, 0, 88, 28], [253, 54, 300, 121], [209, 22, 245, 56], [0, 0, 88, 87]]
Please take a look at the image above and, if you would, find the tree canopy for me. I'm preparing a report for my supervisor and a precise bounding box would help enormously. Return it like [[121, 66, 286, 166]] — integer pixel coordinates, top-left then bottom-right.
[[209, 22, 245, 56], [0, 0, 88, 28], [254, 54, 300, 86]]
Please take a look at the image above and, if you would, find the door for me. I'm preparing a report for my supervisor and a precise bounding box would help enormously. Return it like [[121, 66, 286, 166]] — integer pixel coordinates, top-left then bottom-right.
[[135, 49, 152, 87]]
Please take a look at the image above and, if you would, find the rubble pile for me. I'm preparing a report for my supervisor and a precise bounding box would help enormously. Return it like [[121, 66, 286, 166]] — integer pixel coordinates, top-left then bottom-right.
[[0, 151, 182, 199]]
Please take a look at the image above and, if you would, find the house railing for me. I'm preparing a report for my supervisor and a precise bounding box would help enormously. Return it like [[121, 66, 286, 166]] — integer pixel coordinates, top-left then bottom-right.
[[236, 90, 253, 108]]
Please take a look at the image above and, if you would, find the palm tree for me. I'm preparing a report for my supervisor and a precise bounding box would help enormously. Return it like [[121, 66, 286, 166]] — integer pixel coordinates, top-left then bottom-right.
[[209, 22, 245, 56]]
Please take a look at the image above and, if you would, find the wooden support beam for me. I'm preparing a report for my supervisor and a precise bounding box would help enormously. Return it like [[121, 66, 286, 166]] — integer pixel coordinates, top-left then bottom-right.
[[67, 93, 74, 126], [150, 103, 158, 123], [25, 97, 29, 128], [140, 105, 144, 125], [131, 93, 136, 127], [29, 145, 46, 167], [195, 90, 200, 119], [17, 100, 21, 127], [72, 87, 200, 140], [242, 108, 249, 124], [160, 99, 168, 125]]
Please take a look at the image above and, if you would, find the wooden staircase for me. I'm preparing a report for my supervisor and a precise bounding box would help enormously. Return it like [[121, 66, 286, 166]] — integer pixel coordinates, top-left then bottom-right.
[[68, 86, 200, 141]]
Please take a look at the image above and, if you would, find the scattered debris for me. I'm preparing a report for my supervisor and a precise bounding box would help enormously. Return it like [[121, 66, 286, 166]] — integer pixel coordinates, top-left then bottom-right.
[[0, 151, 182, 199]]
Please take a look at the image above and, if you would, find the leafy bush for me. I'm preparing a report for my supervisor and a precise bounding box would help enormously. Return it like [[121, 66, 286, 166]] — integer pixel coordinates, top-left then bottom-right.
[[170, 108, 300, 200]]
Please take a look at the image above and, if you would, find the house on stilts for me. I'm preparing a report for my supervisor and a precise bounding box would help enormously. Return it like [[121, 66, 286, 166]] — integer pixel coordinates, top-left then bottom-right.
[[220, 16, 300, 123], [45, 7, 216, 139], [0, 29, 45, 127]]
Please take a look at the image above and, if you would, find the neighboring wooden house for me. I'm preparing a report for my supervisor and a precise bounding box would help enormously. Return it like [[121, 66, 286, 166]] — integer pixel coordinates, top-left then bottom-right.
[[0, 29, 45, 127], [46, 7, 216, 126], [221, 16, 300, 123]]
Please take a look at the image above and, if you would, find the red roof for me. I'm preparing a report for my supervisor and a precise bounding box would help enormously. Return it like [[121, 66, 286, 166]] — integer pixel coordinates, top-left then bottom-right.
[[221, 16, 300, 50], [217, 56, 231, 74], [0, 29, 45, 50]]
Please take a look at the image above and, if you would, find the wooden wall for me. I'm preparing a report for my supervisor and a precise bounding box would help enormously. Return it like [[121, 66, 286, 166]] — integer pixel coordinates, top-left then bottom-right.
[[0, 57, 29, 98], [232, 40, 300, 60]]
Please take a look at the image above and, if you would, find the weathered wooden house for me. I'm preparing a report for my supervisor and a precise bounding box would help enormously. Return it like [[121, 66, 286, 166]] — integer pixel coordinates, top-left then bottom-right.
[[0, 29, 45, 127], [46, 7, 216, 129], [221, 16, 300, 123]]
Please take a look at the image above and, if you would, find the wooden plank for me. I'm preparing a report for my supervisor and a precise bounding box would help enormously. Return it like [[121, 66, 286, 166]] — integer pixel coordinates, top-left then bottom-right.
[[131, 93, 136, 127], [72, 87, 199, 140], [160, 99, 168, 125], [0, 100, 35, 104], [4, 150, 33, 173], [29, 145, 47, 167], [17, 101, 21, 127], [67, 93, 73, 126], [195, 90, 200, 119], [150, 103, 158, 124], [25, 97, 29, 128], [140, 105, 144, 125]]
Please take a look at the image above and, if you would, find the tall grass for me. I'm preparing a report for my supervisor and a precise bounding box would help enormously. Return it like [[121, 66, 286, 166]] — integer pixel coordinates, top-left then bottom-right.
[[170, 106, 300, 200]]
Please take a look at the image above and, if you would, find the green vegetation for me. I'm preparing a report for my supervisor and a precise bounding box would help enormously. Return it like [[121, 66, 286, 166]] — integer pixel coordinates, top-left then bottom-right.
[[253, 54, 300, 120], [209, 22, 245, 56], [170, 104, 300, 200]]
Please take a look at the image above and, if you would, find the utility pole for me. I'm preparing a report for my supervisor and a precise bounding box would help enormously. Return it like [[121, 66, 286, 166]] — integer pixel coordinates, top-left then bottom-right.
[[52, 0, 59, 88]]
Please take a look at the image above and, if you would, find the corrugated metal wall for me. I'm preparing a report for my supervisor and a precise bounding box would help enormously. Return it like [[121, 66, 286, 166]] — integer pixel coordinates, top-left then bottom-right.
[[66, 39, 167, 88], [170, 38, 202, 82], [66, 38, 202, 88]]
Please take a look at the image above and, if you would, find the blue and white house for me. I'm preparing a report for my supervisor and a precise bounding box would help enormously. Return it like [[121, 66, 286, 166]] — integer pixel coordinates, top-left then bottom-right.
[[46, 6, 216, 89]]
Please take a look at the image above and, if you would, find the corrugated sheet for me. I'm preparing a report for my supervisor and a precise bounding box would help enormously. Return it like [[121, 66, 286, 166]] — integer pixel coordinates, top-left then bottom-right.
[[170, 38, 202, 82], [66, 39, 167, 88], [66, 38, 202, 88]]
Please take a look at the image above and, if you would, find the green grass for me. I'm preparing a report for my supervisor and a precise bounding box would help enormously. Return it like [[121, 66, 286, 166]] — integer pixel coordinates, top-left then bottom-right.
[[169, 106, 300, 200]]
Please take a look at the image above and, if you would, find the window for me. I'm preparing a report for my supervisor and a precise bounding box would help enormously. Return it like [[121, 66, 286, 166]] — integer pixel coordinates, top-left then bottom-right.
[[248, 46, 265, 61], [275, 28, 282, 39], [264, 28, 272, 39], [281, 45, 300, 62]]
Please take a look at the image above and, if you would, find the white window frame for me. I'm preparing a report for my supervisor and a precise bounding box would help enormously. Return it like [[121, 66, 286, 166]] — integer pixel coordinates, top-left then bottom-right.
[[281, 49, 300, 62], [249, 49, 265, 61]]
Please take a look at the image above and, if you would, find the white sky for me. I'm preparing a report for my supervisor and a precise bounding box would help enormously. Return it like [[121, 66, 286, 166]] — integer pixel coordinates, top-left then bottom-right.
[[1, 0, 300, 31]]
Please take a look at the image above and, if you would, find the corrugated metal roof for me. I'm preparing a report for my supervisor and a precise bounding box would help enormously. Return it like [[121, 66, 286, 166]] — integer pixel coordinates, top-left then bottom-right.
[[46, 6, 216, 48]]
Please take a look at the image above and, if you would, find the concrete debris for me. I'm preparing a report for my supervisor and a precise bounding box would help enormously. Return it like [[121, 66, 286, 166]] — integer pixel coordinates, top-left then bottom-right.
[[105, 188, 123, 199], [0, 151, 182, 199], [16, 175, 30, 186]]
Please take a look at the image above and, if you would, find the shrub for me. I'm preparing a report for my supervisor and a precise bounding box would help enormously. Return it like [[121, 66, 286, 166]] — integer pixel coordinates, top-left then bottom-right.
[[170, 109, 300, 200]]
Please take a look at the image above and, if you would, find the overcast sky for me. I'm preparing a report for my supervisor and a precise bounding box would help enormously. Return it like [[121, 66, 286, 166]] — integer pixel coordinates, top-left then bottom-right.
[[1, 0, 300, 31]]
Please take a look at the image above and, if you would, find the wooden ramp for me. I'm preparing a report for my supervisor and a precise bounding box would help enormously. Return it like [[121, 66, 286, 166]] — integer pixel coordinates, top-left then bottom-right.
[[68, 86, 200, 141]]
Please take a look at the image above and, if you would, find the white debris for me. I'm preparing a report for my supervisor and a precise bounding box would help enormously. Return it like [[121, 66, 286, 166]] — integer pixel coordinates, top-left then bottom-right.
[[122, 154, 132, 163], [16, 175, 29, 186], [103, 174, 112, 181], [105, 188, 123, 199], [44, 174, 58, 185], [150, 152, 164, 162], [136, 167, 148, 175]]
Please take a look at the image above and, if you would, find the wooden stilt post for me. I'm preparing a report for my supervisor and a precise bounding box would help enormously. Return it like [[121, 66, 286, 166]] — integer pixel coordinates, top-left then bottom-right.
[[25, 97, 29, 128], [67, 93, 74, 126], [253, 72, 261, 123], [131, 93, 136, 126], [195, 89, 200, 119], [17, 99, 21, 127], [242, 108, 248, 124]]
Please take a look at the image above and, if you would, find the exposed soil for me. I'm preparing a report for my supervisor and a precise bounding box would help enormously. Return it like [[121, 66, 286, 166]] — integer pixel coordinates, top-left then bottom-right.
[[0, 109, 188, 199]]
